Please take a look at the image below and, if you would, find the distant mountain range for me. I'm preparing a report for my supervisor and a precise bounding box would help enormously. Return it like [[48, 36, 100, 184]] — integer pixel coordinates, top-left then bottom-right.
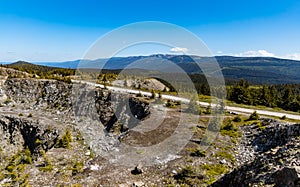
[[3, 55, 300, 84]]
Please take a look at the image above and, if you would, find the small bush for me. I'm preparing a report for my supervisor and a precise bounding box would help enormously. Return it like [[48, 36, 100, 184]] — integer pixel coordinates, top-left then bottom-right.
[[215, 151, 235, 162], [72, 161, 83, 176], [27, 113, 33, 118], [205, 105, 212, 114], [35, 138, 42, 146], [280, 115, 287, 120], [22, 148, 33, 164], [39, 150, 53, 172], [173, 165, 202, 185], [232, 115, 242, 122], [221, 122, 236, 131], [136, 92, 143, 97], [166, 100, 176, 108], [201, 164, 228, 184], [55, 128, 72, 149], [255, 121, 266, 130], [158, 91, 162, 99], [248, 111, 259, 121], [39, 164, 53, 172], [189, 148, 206, 157], [150, 90, 156, 99], [220, 121, 241, 138], [5, 148, 32, 179]]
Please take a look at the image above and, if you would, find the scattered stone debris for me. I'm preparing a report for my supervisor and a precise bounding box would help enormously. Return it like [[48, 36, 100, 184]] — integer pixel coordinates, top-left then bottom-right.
[[212, 121, 300, 187]]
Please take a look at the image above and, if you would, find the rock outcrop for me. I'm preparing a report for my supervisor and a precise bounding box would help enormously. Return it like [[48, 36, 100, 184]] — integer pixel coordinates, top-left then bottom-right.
[[4, 78, 72, 110], [0, 115, 60, 159], [211, 120, 300, 187], [3, 78, 150, 133], [1, 78, 151, 159], [73, 84, 150, 133]]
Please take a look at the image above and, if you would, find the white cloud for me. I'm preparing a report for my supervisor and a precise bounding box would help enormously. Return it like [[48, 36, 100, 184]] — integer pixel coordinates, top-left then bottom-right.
[[237, 50, 275, 57], [284, 53, 300, 60], [215, 50, 300, 61], [170, 47, 188, 53]]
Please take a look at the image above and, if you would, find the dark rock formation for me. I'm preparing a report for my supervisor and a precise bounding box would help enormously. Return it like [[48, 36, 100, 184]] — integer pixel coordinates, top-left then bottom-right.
[[0, 115, 60, 159], [274, 167, 299, 187], [73, 84, 150, 133], [4, 79, 150, 134], [131, 163, 143, 175]]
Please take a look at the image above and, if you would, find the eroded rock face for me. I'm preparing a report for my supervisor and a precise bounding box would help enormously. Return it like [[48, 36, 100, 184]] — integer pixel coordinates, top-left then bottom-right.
[[211, 120, 300, 187], [3, 78, 151, 134], [1, 78, 151, 159], [251, 119, 300, 152], [0, 115, 60, 158], [4, 78, 72, 110], [73, 85, 150, 133]]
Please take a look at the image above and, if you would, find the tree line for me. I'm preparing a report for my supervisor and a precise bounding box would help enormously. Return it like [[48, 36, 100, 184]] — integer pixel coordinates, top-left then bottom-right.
[[227, 80, 300, 112]]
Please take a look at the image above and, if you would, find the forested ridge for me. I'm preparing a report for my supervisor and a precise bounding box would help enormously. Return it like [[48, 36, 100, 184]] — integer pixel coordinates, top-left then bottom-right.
[[1, 61, 75, 83]]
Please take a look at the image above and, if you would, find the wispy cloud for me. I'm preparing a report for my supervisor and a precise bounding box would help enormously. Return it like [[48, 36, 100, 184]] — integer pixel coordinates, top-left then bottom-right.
[[284, 53, 300, 60], [237, 50, 275, 57], [170, 47, 188, 53], [221, 50, 300, 61], [234, 50, 300, 61]]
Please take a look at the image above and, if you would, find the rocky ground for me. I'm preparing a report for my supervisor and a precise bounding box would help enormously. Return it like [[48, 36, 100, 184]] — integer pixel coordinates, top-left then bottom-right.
[[212, 119, 300, 187], [112, 78, 169, 92], [0, 72, 299, 186]]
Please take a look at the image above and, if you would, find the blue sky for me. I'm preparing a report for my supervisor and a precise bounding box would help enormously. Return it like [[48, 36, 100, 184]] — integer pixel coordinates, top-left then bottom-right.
[[0, 0, 300, 62]]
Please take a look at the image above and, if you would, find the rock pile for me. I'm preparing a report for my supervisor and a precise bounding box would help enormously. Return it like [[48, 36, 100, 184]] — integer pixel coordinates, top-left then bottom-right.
[[211, 119, 300, 187]]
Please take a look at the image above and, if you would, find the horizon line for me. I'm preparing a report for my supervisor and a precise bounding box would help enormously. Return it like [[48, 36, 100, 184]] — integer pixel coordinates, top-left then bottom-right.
[[1, 54, 300, 64]]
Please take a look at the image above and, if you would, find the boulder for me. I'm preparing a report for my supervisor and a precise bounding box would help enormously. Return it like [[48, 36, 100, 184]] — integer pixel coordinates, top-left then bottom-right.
[[132, 181, 144, 187], [131, 163, 143, 175]]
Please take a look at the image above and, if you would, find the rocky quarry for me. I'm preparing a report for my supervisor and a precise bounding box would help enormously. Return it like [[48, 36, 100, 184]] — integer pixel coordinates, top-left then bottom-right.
[[212, 119, 300, 187], [0, 71, 299, 186]]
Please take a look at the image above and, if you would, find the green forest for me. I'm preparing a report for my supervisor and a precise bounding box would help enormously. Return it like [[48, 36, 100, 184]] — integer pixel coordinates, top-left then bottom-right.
[[227, 80, 300, 112], [2, 61, 75, 83]]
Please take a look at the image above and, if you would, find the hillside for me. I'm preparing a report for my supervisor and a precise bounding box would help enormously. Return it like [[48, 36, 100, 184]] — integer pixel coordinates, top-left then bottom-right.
[[7, 61, 58, 73], [23, 55, 300, 84], [0, 76, 299, 186], [6, 61, 75, 76]]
